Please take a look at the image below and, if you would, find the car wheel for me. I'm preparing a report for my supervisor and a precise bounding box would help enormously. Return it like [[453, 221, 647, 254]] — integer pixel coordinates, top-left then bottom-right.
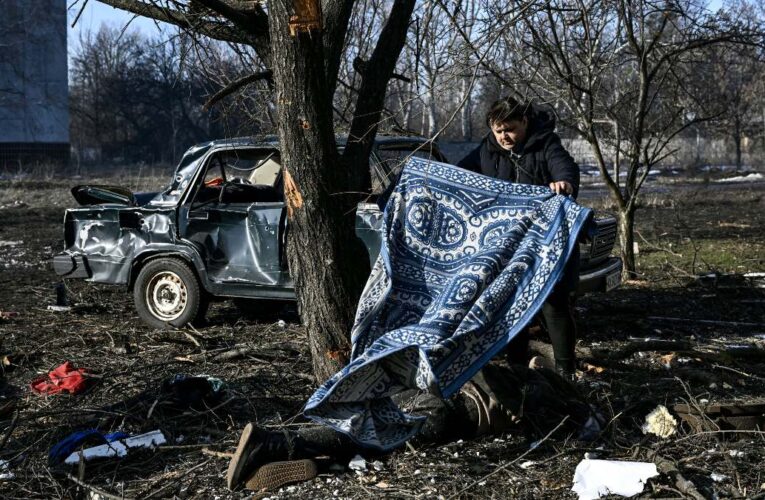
[[134, 258, 204, 329]]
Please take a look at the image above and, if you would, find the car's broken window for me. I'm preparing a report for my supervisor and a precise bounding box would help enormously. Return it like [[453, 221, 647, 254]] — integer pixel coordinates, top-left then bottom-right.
[[372, 145, 444, 193], [190, 149, 284, 207]]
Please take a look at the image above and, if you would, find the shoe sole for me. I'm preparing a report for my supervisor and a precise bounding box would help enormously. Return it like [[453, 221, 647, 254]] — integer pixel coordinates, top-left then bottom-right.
[[245, 459, 318, 492], [226, 422, 254, 490]]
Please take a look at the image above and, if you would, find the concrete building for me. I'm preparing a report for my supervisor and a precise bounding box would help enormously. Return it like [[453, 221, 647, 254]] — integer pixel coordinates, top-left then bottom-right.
[[0, 0, 69, 165]]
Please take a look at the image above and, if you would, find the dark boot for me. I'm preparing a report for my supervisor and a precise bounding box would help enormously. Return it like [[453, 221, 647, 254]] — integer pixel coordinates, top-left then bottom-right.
[[226, 423, 294, 489]]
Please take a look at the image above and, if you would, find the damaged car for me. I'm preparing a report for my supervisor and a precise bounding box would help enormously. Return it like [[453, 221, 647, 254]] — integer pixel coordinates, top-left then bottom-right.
[[53, 136, 622, 328]]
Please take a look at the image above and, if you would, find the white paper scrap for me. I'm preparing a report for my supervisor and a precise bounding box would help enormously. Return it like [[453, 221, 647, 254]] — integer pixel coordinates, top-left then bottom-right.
[[571, 459, 659, 500], [348, 454, 367, 472], [64, 430, 166, 464]]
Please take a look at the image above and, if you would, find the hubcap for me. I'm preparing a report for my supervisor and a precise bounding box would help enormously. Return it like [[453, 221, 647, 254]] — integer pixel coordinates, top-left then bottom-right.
[[146, 271, 188, 321]]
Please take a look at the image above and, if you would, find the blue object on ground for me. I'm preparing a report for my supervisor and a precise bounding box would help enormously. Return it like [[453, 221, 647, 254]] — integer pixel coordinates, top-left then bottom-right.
[[50, 430, 130, 464]]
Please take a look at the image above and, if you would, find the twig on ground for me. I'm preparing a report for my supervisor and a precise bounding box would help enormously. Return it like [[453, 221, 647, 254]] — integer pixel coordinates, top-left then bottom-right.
[[447, 416, 569, 499], [66, 472, 132, 500]]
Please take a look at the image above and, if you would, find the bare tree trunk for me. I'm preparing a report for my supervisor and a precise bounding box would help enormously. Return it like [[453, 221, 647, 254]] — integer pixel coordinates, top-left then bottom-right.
[[618, 206, 637, 279], [269, 0, 359, 381], [733, 118, 743, 170], [460, 76, 472, 141], [424, 82, 438, 137]]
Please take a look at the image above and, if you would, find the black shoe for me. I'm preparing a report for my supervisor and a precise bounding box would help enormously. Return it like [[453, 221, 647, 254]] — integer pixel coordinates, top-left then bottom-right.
[[226, 423, 292, 490]]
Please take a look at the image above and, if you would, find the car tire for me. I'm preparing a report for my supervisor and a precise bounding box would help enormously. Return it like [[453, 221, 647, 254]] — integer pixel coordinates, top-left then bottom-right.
[[134, 258, 205, 329]]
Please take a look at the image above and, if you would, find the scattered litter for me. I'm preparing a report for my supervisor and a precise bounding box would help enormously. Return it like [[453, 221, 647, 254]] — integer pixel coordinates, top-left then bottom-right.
[[375, 481, 389, 488], [571, 459, 659, 500], [0, 311, 19, 320], [519, 461, 536, 469], [277, 319, 286, 328], [371, 460, 384, 471], [348, 455, 367, 472], [728, 450, 745, 458], [31, 361, 91, 395], [583, 362, 605, 374], [50, 430, 130, 464], [710, 472, 729, 482], [64, 430, 166, 464], [0, 460, 14, 480], [641, 405, 677, 438], [0, 240, 22, 247], [660, 353, 676, 369], [161, 374, 225, 409], [47, 305, 72, 312]]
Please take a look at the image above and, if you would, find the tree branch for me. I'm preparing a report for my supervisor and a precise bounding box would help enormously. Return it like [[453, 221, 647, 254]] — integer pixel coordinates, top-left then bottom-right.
[[203, 70, 273, 110]]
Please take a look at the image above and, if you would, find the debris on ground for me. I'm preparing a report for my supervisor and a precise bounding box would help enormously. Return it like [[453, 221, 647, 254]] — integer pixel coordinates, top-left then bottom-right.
[[50, 430, 130, 465], [641, 405, 678, 438], [348, 454, 367, 472], [30, 361, 91, 395], [161, 374, 225, 409], [46, 305, 72, 312], [1, 179, 763, 498], [0, 311, 19, 320], [0, 459, 14, 480], [571, 459, 659, 500], [63, 430, 167, 464]]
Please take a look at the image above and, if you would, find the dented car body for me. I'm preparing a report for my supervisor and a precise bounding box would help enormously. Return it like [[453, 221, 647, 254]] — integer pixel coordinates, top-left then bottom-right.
[[53, 136, 622, 328]]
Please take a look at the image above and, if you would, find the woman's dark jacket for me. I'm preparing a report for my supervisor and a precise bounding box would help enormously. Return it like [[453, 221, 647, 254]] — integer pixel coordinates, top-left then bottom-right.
[[457, 107, 580, 198]]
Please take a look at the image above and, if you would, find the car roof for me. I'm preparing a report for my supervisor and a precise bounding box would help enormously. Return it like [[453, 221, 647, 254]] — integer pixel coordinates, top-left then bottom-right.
[[191, 134, 435, 151]]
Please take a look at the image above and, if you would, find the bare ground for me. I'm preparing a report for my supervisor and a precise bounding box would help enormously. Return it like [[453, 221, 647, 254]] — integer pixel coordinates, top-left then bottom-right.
[[1, 172, 764, 499]]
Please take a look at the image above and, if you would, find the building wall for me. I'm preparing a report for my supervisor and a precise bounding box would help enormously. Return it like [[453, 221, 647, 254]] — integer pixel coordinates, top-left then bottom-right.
[[0, 0, 69, 164]]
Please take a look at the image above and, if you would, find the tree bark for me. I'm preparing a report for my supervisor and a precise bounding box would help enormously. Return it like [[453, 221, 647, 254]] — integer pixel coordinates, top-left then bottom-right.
[[618, 206, 637, 279], [269, 0, 362, 381]]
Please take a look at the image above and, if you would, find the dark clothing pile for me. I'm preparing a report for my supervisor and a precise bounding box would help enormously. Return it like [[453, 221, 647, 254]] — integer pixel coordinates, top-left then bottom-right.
[[458, 107, 580, 199]]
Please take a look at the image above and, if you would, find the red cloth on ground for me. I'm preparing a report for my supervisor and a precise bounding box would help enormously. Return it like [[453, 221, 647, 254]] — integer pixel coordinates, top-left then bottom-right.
[[31, 361, 90, 395]]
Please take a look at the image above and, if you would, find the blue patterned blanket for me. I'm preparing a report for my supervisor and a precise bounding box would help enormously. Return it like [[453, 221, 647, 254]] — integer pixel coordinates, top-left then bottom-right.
[[304, 159, 593, 450]]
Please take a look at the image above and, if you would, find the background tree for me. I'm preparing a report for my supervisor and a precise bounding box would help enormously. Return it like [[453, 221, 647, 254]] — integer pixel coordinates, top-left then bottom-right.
[[91, 0, 419, 380], [454, 0, 762, 277]]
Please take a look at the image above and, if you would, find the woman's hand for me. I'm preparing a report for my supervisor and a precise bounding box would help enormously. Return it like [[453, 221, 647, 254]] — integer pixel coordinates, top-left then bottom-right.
[[549, 180, 573, 195]]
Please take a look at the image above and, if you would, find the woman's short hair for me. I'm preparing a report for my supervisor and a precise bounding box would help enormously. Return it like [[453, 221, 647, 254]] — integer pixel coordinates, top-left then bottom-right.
[[486, 96, 531, 127]]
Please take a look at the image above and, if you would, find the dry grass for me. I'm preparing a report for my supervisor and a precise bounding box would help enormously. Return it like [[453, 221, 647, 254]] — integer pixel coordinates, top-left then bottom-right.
[[1, 174, 764, 498]]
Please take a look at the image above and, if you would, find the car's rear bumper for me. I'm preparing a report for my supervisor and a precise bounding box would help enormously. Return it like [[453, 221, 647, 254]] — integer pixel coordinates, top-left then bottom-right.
[[52, 253, 91, 279], [576, 257, 622, 294]]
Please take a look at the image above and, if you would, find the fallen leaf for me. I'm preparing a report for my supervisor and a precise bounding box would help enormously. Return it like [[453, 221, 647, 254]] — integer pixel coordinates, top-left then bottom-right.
[[660, 353, 676, 368], [376, 481, 389, 489], [583, 362, 605, 374]]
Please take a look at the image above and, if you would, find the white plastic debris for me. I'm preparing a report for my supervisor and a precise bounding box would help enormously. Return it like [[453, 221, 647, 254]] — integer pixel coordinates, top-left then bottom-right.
[[571, 459, 659, 500], [728, 450, 745, 458], [641, 405, 678, 438], [519, 461, 536, 469], [711, 472, 729, 482], [371, 460, 384, 471], [348, 454, 367, 472], [277, 319, 286, 328], [0, 459, 14, 480], [47, 305, 72, 312], [64, 430, 166, 464]]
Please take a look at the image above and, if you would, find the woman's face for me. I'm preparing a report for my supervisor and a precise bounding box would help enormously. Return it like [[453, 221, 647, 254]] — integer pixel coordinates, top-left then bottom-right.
[[490, 117, 528, 151]]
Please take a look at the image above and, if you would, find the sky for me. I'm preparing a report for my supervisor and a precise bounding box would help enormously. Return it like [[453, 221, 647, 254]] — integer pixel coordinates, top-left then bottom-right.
[[67, 1, 171, 51], [67, 0, 727, 51]]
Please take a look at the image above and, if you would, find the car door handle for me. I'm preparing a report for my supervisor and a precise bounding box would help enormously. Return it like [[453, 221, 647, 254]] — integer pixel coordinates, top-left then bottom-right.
[[189, 211, 209, 220]]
